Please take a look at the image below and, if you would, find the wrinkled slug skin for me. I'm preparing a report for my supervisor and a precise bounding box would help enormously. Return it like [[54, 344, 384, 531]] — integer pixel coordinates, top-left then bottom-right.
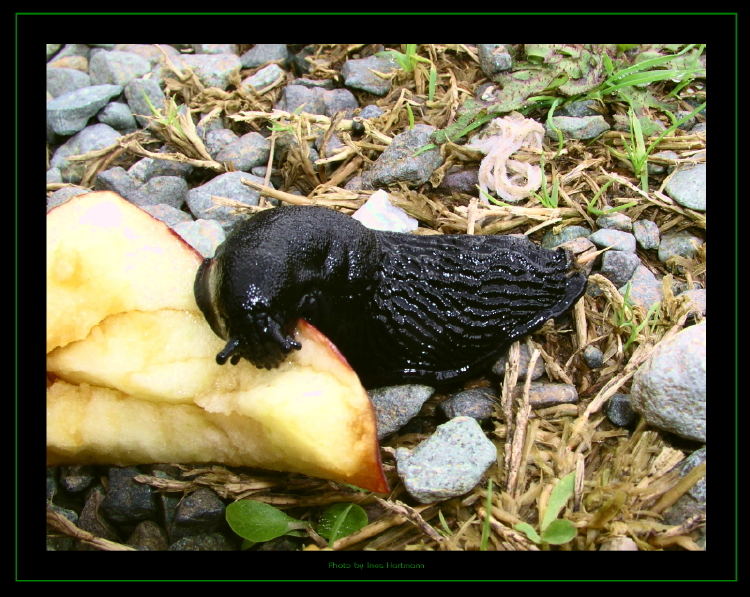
[[195, 206, 587, 387]]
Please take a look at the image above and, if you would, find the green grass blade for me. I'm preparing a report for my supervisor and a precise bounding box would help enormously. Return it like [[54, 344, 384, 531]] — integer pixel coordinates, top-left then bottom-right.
[[541, 472, 575, 532], [480, 478, 493, 551], [428, 64, 437, 102]]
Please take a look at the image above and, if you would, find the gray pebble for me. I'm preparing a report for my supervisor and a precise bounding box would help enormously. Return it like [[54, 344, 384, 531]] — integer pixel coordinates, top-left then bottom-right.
[[47, 167, 62, 184], [291, 77, 335, 90], [139, 176, 188, 209], [127, 157, 154, 183], [127, 520, 169, 551], [240, 44, 289, 68], [440, 388, 497, 422], [619, 265, 663, 311], [612, 113, 665, 135], [596, 212, 632, 232], [691, 122, 707, 134], [599, 536, 639, 551], [557, 99, 600, 118], [191, 44, 238, 55], [664, 164, 706, 211], [341, 55, 398, 96], [140, 203, 193, 227], [359, 104, 384, 119], [144, 145, 194, 180], [51, 44, 91, 61], [47, 84, 123, 136], [77, 486, 121, 549], [606, 393, 636, 427], [185, 171, 266, 230], [276, 84, 326, 115], [47, 66, 91, 97], [583, 345, 605, 369], [47, 186, 90, 211], [662, 447, 706, 549], [240, 63, 285, 91], [630, 321, 706, 442], [47, 467, 58, 501], [678, 288, 707, 318], [94, 167, 148, 206], [492, 343, 546, 380], [89, 50, 151, 86], [477, 44, 512, 76], [658, 230, 703, 265], [396, 417, 497, 504], [177, 54, 242, 90], [114, 44, 180, 68], [546, 115, 610, 140], [323, 88, 359, 117], [541, 225, 591, 249], [368, 384, 435, 439], [97, 101, 138, 131], [124, 78, 166, 128], [172, 219, 227, 258], [632, 219, 660, 250], [363, 124, 443, 188], [101, 466, 158, 524], [59, 465, 96, 493], [204, 128, 239, 158], [168, 532, 235, 551], [437, 168, 479, 194], [196, 114, 226, 140], [588, 229, 636, 253], [50, 123, 122, 183], [599, 250, 641, 288], [526, 382, 578, 408], [168, 487, 226, 540], [647, 150, 679, 175], [214, 132, 271, 172]]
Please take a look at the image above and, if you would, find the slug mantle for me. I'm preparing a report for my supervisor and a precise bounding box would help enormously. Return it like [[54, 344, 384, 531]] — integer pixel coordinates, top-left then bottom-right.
[[195, 206, 587, 388]]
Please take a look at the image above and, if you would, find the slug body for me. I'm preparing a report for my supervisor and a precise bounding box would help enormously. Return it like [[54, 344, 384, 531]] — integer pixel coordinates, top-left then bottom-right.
[[195, 206, 587, 387]]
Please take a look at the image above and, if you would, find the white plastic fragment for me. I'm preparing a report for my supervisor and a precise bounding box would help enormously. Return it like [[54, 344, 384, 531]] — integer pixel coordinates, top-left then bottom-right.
[[351, 189, 418, 232], [466, 111, 545, 204]]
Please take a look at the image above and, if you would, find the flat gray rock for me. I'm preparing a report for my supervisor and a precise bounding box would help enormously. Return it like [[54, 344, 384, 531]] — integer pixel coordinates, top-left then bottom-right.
[[124, 78, 166, 128], [368, 384, 435, 439], [47, 84, 123, 136], [588, 229, 636, 253], [240, 44, 289, 68], [214, 132, 270, 172], [363, 124, 443, 188], [89, 50, 151, 86], [173, 219, 227, 258], [47, 66, 91, 97], [341, 55, 398, 96], [546, 115, 610, 140], [396, 417, 497, 503], [50, 123, 122, 183], [665, 164, 706, 211], [633, 219, 660, 250], [185, 171, 267, 230], [618, 264, 663, 311], [630, 321, 706, 442]]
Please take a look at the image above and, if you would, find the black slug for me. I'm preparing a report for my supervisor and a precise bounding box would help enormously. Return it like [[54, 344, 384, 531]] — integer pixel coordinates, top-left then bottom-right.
[[195, 205, 587, 388]]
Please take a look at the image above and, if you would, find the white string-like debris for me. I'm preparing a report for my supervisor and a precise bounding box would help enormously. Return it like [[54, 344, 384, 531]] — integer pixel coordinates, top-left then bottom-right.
[[466, 112, 545, 203]]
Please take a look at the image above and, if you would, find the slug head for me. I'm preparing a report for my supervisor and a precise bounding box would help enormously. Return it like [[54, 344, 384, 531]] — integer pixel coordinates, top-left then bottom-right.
[[194, 253, 301, 369]]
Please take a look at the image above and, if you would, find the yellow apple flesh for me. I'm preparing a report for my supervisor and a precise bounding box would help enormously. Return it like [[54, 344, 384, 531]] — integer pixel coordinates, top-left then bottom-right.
[[46, 191, 388, 493]]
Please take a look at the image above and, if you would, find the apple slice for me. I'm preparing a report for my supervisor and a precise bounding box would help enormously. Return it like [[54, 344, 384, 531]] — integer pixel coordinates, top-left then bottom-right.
[[47, 191, 202, 353], [46, 192, 388, 493]]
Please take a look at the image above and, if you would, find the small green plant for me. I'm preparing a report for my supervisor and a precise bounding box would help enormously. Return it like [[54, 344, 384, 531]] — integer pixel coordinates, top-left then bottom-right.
[[476, 185, 513, 207], [607, 101, 706, 192], [585, 179, 637, 216], [613, 282, 661, 351], [377, 44, 438, 103], [531, 156, 560, 209], [405, 102, 415, 129], [225, 499, 368, 549], [514, 472, 577, 546]]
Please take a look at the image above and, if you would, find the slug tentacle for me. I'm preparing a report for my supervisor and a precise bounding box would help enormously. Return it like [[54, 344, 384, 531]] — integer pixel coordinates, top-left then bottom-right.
[[194, 205, 587, 388]]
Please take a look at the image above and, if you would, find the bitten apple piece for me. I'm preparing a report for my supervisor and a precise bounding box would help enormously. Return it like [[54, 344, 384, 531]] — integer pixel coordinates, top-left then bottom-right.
[[46, 192, 388, 493], [47, 321, 388, 493], [47, 191, 202, 353]]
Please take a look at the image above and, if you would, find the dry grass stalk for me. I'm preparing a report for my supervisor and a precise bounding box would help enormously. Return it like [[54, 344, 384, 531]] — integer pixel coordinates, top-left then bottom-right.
[[500, 341, 520, 483], [240, 177, 366, 210], [506, 348, 540, 498], [47, 505, 136, 551], [373, 497, 446, 546]]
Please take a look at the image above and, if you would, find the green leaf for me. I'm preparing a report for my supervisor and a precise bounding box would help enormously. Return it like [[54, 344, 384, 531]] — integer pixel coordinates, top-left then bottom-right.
[[225, 500, 308, 543], [540, 518, 578, 545], [541, 472, 575, 532], [428, 64, 437, 102], [406, 102, 415, 129], [514, 522, 542, 544], [317, 503, 368, 544]]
